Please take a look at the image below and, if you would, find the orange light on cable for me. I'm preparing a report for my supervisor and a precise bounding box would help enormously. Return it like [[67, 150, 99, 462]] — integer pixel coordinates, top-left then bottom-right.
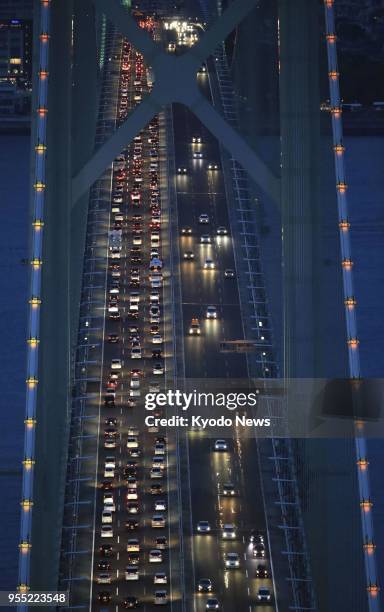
[[29, 296, 41, 308], [35, 143, 46, 155], [31, 258, 42, 269], [17, 584, 30, 593], [331, 106, 342, 118], [357, 458, 369, 470], [337, 182, 347, 193], [364, 542, 376, 555], [367, 584, 380, 597], [40, 33, 50, 43], [23, 458, 35, 470], [21, 499, 34, 511], [344, 297, 356, 309], [37, 107, 48, 117], [41, 0, 51, 5], [339, 220, 350, 231], [329, 71, 339, 81], [326, 34, 337, 43], [334, 144, 345, 155], [342, 258, 353, 270], [33, 181, 45, 192], [348, 338, 359, 349], [360, 499, 373, 512], [24, 417, 37, 428], [39, 70, 49, 80], [19, 541, 31, 553], [325, 0, 334, 6], [33, 219, 44, 229], [26, 377, 38, 388]]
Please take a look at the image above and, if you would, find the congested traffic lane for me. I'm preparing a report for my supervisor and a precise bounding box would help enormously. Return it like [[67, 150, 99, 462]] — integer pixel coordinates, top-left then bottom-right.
[[90, 27, 182, 610], [171, 27, 275, 611]]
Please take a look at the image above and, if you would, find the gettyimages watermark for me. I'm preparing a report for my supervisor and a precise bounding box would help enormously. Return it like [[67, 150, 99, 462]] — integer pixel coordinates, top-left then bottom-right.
[[126, 378, 384, 438]]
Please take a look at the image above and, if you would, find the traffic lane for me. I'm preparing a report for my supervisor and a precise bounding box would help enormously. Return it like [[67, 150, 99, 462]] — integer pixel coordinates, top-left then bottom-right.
[[188, 436, 252, 612]]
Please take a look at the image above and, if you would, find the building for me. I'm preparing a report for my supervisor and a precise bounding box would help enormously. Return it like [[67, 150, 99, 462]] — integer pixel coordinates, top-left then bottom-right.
[[0, 0, 33, 20], [0, 19, 32, 89]]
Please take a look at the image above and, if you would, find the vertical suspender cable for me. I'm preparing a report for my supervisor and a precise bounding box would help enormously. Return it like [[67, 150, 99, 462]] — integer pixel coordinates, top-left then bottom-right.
[[17, 0, 51, 602], [324, 1, 380, 608]]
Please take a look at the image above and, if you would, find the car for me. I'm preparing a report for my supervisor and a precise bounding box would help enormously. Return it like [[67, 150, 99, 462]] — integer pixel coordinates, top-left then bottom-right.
[[255, 564, 269, 578], [102, 510, 113, 524], [199, 213, 209, 224], [257, 587, 272, 602], [125, 566, 139, 581], [207, 164, 218, 170], [127, 538, 140, 552], [127, 436, 139, 449], [108, 334, 119, 343], [152, 334, 163, 344], [193, 151, 203, 159], [150, 483, 163, 495], [126, 502, 139, 514], [149, 549, 163, 563], [214, 439, 228, 451], [177, 167, 187, 174], [122, 596, 139, 608], [155, 499, 167, 511], [152, 514, 166, 528], [103, 494, 115, 512], [206, 306, 217, 319], [224, 552, 240, 568], [197, 578, 212, 592], [253, 543, 266, 558], [183, 251, 195, 260], [153, 363, 164, 375], [101, 525, 113, 538], [99, 544, 113, 557], [104, 465, 115, 479], [97, 560, 111, 571], [250, 530, 265, 544], [111, 359, 122, 370], [222, 524, 236, 539], [155, 536, 168, 550], [150, 467, 163, 479], [224, 268, 235, 278], [206, 598, 220, 610], [197, 520, 211, 533], [222, 483, 236, 496], [200, 234, 211, 244], [216, 226, 228, 235], [154, 572, 167, 584], [204, 258, 215, 269], [126, 552, 140, 566], [189, 318, 201, 335], [154, 589, 168, 605], [152, 456, 166, 469], [98, 591, 111, 603], [181, 226, 192, 235], [131, 346, 142, 359], [97, 573, 111, 584], [192, 136, 202, 143], [152, 349, 162, 360], [154, 443, 166, 455], [125, 519, 139, 531]]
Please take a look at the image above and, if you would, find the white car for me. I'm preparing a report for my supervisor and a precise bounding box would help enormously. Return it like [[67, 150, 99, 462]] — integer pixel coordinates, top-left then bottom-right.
[[154, 572, 167, 585], [154, 590, 168, 605], [224, 552, 240, 568], [105, 456, 116, 468], [152, 334, 163, 344], [103, 495, 115, 512], [214, 439, 228, 451], [204, 258, 215, 270], [109, 287, 119, 295], [153, 456, 165, 469], [127, 539, 140, 552], [153, 363, 164, 375], [97, 573, 111, 584], [126, 488, 138, 501], [155, 500, 167, 511], [154, 443, 166, 455], [217, 226, 228, 235], [149, 549, 163, 563], [125, 566, 139, 581], [199, 213, 209, 224], [130, 292, 140, 303], [111, 359, 122, 370], [130, 376, 140, 389], [104, 466, 115, 479], [131, 346, 142, 359], [151, 514, 166, 528], [222, 524, 236, 539], [206, 306, 217, 319], [127, 436, 139, 449], [101, 526, 113, 538], [150, 467, 163, 479], [197, 521, 211, 533], [257, 588, 272, 602], [102, 510, 113, 524], [193, 151, 203, 159], [200, 234, 211, 244]]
